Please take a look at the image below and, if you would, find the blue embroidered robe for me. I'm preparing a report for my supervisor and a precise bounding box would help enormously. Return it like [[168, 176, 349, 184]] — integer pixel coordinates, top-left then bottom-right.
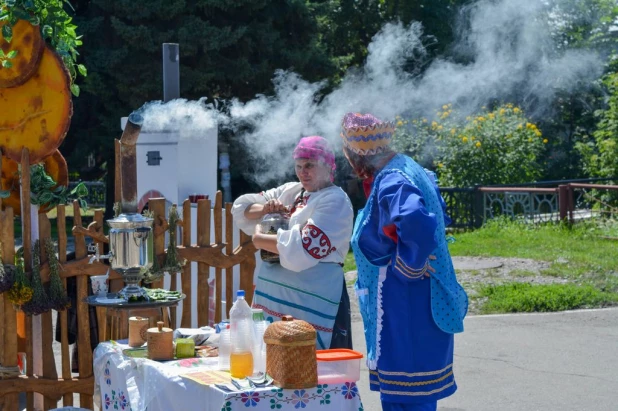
[[351, 154, 468, 404]]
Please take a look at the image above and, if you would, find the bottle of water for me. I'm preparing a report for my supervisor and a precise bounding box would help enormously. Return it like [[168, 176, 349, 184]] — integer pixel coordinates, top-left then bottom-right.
[[229, 290, 254, 378], [218, 324, 231, 371]]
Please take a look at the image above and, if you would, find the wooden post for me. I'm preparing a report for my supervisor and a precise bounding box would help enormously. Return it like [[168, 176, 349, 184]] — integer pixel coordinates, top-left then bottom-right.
[[39, 214, 59, 409], [0, 195, 19, 411], [181, 199, 192, 328], [197, 198, 211, 327], [94, 210, 108, 340], [57, 204, 74, 406], [239, 231, 256, 306], [225, 203, 233, 318], [19, 149, 35, 410], [214, 192, 223, 323], [73, 201, 94, 409], [150, 198, 169, 326]]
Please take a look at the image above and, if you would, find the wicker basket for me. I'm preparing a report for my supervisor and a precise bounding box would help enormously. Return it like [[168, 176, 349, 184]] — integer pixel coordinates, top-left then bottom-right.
[[263, 315, 317, 389]]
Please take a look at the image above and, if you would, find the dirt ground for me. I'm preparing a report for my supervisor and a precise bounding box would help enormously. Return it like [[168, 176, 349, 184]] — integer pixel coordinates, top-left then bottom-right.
[[345, 256, 567, 317]]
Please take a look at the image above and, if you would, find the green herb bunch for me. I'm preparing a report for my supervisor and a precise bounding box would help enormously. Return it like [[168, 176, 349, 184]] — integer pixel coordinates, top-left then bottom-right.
[[0, 0, 86, 96], [21, 240, 50, 315], [163, 204, 185, 274], [7, 249, 32, 307], [44, 238, 70, 310], [30, 164, 88, 209], [0, 244, 16, 293]]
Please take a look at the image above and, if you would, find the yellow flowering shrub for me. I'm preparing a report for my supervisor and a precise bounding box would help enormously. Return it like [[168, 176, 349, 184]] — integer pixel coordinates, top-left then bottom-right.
[[392, 104, 546, 187]]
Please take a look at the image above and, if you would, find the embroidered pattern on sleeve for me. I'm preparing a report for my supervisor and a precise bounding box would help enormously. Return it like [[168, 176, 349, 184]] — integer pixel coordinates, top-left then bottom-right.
[[301, 224, 337, 259], [394, 255, 430, 280]]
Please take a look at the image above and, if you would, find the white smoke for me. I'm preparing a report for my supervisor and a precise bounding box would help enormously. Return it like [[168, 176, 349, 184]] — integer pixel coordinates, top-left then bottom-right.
[[135, 0, 604, 186]]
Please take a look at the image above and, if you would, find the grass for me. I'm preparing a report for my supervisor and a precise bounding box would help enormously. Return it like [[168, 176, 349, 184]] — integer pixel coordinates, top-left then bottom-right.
[[344, 217, 618, 314], [477, 283, 618, 314]]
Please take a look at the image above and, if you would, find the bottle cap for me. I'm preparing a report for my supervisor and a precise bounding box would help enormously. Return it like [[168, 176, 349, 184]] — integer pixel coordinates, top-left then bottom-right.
[[236, 290, 245, 298]]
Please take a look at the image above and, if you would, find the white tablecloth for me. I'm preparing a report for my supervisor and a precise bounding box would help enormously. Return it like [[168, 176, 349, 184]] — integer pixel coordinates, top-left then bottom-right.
[[94, 342, 364, 411]]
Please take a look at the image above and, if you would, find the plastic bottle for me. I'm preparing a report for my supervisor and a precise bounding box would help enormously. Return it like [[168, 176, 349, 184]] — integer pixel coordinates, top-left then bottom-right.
[[229, 290, 254, 378], [218, 324, 231, 371]]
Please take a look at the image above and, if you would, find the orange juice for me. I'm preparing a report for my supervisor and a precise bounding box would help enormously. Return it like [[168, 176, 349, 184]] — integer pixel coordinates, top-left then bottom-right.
[[230, 351, 253, 378]]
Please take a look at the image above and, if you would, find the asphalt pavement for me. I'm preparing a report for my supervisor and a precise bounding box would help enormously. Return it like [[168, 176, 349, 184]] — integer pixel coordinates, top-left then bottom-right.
[[353, 307, 618, 411]]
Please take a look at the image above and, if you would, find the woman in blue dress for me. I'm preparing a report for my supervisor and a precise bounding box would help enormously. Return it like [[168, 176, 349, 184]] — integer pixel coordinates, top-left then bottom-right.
[[340, 112, 468, 411]]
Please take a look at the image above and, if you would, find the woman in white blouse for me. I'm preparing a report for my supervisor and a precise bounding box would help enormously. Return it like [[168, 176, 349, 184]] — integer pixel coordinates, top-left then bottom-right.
[[232, 136, 354, 349]]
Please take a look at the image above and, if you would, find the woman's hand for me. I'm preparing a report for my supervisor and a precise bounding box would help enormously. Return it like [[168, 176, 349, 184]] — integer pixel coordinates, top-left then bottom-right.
[[262, 199, 286, 215], [244, 200, 287, 220]]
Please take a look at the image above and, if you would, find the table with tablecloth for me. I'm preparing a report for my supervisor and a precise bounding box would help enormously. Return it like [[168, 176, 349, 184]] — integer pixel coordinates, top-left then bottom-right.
[[94, 341, 364, 411]]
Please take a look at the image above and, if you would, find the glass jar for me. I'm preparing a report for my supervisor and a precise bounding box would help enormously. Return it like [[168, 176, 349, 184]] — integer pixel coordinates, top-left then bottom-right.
[[258, 212, 290, 263]]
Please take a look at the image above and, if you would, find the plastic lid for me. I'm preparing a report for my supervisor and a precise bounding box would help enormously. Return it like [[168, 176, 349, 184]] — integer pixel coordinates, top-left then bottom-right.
[[316, 349, 364, 362], [236, 290, 245, 298]]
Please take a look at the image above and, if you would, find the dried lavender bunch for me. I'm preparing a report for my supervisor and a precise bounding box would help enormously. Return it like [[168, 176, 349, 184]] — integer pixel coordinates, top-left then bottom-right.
[[7, 254, 33, 308], [22, 240, 51, 316], [44, 239, 70, 311], [0, 245, 16, 293], [162, 204, 185, 274]]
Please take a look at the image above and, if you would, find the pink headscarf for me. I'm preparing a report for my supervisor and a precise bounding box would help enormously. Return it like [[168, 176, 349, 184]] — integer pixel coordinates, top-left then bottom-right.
[[293, 136, 336, 182]]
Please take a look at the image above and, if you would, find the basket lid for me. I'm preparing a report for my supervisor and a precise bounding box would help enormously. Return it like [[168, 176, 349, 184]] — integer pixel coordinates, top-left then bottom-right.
[[316, 349, 363, 362], [263, 315, 316, 346]]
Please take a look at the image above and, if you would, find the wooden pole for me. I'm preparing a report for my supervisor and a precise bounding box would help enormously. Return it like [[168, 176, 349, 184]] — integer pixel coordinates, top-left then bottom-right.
[[57, 204, 73, 406], [181, 199, 192, 328], [73, 201, 94, 409], [214, 192, 223, 323], [197, 198, 211, 327], [0, 182, 19, 410], [39, 214, 59, 409]]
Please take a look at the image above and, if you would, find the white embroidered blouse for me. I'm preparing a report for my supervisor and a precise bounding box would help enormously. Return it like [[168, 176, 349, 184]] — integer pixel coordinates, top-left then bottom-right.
[[232, 182, 353, 272]]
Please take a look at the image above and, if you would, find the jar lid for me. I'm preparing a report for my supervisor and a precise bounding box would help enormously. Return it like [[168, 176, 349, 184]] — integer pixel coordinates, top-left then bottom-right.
[[147, 321, 173, 334], [263, 315, 316, 346]]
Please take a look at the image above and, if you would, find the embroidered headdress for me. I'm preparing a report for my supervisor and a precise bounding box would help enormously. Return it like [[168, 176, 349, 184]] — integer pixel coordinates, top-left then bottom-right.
[[293, 135, 336, 181], [340, 112, 396, 156]]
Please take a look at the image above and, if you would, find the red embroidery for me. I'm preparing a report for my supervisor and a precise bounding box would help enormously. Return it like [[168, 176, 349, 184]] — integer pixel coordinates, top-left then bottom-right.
[[302, 224, 336, 259]]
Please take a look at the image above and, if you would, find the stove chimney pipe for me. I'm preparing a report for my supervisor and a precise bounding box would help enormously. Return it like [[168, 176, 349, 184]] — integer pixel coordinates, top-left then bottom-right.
[[163, 43, 180, 102], [119, 112, 144, 213]]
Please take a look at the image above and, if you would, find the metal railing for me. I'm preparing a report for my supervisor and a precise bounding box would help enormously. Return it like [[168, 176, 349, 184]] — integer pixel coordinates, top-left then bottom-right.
[[440, 178, 618, 229]]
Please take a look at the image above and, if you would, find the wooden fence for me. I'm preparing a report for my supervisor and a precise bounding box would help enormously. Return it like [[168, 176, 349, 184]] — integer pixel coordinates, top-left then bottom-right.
[[0, 150, 256, 410]]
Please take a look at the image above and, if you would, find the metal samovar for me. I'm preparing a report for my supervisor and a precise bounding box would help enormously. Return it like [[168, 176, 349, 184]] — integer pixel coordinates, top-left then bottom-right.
[[106, 213, 154, 299]]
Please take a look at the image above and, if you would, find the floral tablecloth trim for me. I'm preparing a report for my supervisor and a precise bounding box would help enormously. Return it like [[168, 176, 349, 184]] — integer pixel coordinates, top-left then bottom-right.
[[221, 383, 362, 410]]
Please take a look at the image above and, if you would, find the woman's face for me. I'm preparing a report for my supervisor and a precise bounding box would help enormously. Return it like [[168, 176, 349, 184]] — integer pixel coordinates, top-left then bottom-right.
[[295, 158, 331, 192]]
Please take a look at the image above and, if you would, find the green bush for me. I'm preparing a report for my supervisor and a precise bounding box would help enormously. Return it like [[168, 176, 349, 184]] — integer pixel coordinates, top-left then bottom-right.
[[477, 282, 618, 314], [392, 104, 547, 187]]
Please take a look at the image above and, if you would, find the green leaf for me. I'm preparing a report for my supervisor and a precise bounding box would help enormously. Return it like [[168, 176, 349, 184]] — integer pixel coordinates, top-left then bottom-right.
[[77, 64, 87, 77], [42, 25, 53, 38], [2, 24, 12, 43], [6, 50, 17, 59], [2, 60, 13, 69], [0, 49, 4, 58], [70, 83, 80, 97], [70, 182, 88, 198], [28, 15, 40, 26]]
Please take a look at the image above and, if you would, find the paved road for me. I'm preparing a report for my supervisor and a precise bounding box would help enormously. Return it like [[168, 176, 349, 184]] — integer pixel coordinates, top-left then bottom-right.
[[354, 307, 618, 411]]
